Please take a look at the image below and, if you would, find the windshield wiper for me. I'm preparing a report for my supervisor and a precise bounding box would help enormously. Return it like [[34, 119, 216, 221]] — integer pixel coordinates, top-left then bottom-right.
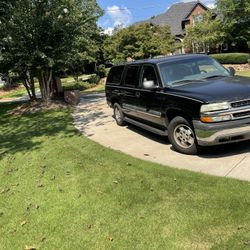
[[171, 79, 202, 86], [202, 75, 226, 80]]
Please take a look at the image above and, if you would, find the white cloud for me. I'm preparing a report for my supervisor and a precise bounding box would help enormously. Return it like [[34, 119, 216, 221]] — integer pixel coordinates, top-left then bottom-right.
[[106, 5, 132, 28], [103, 27, 114, 35], [206, 2, 215, 9]]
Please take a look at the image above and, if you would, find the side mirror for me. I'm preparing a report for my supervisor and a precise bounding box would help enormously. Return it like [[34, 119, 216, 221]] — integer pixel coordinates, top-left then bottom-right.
[[228, 67, 235, 76], [143, 80, 155, 89]]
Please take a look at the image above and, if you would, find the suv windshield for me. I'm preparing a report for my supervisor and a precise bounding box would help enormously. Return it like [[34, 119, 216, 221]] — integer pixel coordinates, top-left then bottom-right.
[[159, 57, 230, 87]]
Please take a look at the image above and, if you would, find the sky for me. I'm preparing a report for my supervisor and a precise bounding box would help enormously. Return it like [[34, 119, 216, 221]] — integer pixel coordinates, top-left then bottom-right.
[[97, 0, 215, 34]]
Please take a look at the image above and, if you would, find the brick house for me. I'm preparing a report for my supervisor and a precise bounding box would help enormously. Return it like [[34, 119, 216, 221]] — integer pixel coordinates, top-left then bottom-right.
[[136, 1, 210, 54]]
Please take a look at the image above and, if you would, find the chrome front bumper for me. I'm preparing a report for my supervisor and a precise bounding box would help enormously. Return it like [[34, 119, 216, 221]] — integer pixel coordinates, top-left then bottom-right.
[[193, 118, 250, 146]]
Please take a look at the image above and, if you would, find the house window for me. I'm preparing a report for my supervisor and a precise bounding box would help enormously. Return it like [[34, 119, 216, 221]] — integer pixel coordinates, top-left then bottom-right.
[[193, 14, 203, 24]]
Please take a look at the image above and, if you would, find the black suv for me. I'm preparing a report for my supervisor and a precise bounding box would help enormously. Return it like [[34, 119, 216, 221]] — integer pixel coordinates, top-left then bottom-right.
[[105, 54, 250, 154]]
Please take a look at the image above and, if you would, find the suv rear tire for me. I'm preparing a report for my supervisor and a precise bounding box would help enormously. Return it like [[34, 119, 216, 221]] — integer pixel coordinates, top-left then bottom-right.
[[113, 103, 126, 126], [168, 116, 198, 155]]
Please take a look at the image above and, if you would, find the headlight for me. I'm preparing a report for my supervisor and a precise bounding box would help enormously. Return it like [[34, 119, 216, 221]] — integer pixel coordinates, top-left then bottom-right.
[[200, 102, 231, 123], [200, 102, 230, 112], [200, 115, 231, 123]]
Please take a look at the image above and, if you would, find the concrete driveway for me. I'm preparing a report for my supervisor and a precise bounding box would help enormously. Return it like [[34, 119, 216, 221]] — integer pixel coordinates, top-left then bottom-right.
[[73, 93, 250, 181]]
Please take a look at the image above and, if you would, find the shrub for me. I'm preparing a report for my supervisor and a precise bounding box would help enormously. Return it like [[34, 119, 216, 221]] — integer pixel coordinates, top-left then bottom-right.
[[96, 64, 107, 78], [210, 53, 249, 64], [248, 59, 250, 65], [63, 81, 95, 91], [88, 75, 100, 84]]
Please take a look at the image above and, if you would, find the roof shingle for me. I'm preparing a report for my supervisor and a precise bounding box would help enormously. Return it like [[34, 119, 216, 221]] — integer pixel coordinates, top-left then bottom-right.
[[135, 1, 207, 36]]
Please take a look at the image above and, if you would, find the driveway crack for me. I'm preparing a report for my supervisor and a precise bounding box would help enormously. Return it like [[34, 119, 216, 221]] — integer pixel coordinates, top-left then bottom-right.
[[224, 153, 249, 177]]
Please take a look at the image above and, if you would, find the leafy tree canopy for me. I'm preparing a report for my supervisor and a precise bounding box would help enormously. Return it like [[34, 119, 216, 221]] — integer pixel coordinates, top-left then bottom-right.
[[0, 0, 102, 100], [104, 24, 179, 64], [216, 0, 250, 50], [183, 11, 225, 53]]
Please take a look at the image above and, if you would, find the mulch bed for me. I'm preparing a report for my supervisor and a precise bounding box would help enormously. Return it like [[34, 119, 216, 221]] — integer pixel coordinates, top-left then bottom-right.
[[9, 100, 69, 115]]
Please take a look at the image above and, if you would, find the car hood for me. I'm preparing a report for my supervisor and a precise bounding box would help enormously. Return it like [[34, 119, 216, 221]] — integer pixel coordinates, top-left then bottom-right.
[[166, 76, 250, 103]]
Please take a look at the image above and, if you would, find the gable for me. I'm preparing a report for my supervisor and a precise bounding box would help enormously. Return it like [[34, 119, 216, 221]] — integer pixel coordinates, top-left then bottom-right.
[[134, 1, 209, 37], [185, 3, 208, 20]]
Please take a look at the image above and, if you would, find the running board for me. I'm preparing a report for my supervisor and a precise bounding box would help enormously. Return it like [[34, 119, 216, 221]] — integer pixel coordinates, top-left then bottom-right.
[[124, 117, 168, 136]]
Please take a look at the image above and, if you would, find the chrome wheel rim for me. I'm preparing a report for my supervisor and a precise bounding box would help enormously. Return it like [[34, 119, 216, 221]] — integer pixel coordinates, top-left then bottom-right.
[[174, 124, 194, 149], [114, 107, 122, 122]]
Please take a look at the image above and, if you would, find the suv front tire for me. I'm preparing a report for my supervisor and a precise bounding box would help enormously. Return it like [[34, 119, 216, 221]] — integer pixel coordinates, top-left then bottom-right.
[[168, 116, 198, 155]]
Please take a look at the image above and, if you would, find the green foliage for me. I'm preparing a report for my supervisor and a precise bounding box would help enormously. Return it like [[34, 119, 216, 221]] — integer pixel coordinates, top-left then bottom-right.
[[88, 74, 100, 84], [211, 53, 249, 64], [0, 0, 103, 100], [216, 0, 250, 51], [81, 83, 105, 94], [62, 81, 94, 91], [96, 64, 107, 78], [61, 74, 98, 91], [183, 12, 225, 53], [104, 23, 178, 63], [236, 70, 250, 77], [248, 59, 250, 66]]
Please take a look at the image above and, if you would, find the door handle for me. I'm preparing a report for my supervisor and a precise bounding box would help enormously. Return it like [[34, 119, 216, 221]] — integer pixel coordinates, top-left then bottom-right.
[[135, 92, 140, 98]]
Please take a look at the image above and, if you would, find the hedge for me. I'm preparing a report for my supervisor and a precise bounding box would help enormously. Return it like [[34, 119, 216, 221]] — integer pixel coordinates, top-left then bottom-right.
[[210, 53, 249, 64]]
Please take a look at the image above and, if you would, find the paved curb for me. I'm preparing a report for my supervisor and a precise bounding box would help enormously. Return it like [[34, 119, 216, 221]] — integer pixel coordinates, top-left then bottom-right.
[[73, 94, 250, 181]]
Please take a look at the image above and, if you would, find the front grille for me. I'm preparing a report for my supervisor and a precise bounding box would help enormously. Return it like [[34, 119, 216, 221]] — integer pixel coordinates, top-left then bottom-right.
[[233, 111, 250, 118], [231, 99, 250, 108]]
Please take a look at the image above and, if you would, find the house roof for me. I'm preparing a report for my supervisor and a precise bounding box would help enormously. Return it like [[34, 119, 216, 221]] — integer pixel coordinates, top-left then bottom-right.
[[135, 1, 208, 36]]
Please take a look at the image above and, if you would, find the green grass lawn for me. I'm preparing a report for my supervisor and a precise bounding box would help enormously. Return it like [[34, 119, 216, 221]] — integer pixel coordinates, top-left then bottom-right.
[[0, 74, 96, 100], [61, 74, 105, 94], [0, 85, 28, 99], [236, 70, 250, 77], [0, 83, 40, 100], [82, 83, 105, 94], [0, 103, 250, 249], [61, 74, 99, 92]]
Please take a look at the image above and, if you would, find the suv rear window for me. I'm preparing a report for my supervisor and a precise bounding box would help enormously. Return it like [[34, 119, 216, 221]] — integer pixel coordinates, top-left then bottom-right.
[[107, 66, 125, 84]]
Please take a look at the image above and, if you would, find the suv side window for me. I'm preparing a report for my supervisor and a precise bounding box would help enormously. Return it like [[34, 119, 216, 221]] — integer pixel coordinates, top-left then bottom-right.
[[124, 65, 140, 87], [141, 65, 158, 88], [107, 66, 125, 84]]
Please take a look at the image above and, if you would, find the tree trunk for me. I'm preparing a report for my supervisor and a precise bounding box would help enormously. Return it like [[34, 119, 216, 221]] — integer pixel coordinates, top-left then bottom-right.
[[72, 66, 78, 81], [52, 76, 63, 98], [22, 72, 37, 101], [38, 69, 53, 102], [29, 76, 36, 100], [23, 81, 32, 100], [38, 71, 46, 100]]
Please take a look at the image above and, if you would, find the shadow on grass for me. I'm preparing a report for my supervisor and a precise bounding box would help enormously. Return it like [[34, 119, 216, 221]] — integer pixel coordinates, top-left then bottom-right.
[[0, 102, 77, 158]]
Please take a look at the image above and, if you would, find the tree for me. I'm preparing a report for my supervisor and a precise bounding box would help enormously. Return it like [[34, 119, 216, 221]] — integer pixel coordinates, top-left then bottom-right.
[[216, 0, 250, 52], [103, 24, 178, 63], [183, 12, 225, 53], [0, 0, 102, 101]]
